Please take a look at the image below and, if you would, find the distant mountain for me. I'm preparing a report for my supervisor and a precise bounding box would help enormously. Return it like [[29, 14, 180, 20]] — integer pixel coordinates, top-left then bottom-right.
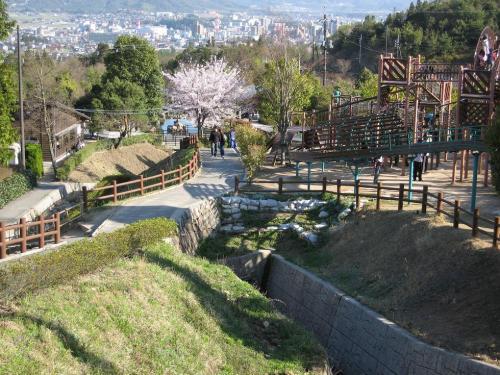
[[8, 0, 414, 15]]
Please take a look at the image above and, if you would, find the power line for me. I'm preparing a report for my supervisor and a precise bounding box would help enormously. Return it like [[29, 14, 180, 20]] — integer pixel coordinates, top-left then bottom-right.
[[75, 108, 164, 115]]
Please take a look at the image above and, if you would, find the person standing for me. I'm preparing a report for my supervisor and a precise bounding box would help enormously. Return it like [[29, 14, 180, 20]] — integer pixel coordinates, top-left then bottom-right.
[[373, 156, 384, 183], [229, 128, 237, 149], [413, 153, 424, 181]]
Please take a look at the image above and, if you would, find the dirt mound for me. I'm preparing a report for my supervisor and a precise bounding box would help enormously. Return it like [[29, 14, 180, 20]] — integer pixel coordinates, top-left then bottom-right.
[[280, 211, 500, 365], [69, 143, 172, 182]]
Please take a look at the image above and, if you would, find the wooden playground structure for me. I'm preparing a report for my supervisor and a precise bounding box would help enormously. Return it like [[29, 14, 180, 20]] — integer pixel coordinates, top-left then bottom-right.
[[287, 27, 499, 212]]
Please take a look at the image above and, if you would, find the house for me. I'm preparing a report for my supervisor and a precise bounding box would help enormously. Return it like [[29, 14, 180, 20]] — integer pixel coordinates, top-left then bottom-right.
[[14, 101, 90, 163]]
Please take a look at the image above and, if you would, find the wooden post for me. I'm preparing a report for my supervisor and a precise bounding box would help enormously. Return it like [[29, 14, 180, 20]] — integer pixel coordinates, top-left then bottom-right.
[[437, 192, 443, 215], [20, 218, 27, 253], [459, 151, 465, 182], [484, 154, 489, 187], [421, 185, 428, 214], [82, 186, 88, 212], [54, 212, 61, 244], [464, 150, 470, 180], [472, 208, 479, 237], [0, 222, 5, 259], [398, 184, 404, 211], [39, 215, 45, 248], [278, 177, 283, 194], [451, 153, 457, 185], [453, 200, 460, 229], [161, 169, 165, 189], [322, 176, 327, 194], [494, 217, 499, 249], [140, 175, 144, 195], [178, 166, 182, 183], [336, 179, 341, 203], [113, 180, 118, 203], [355, 180, 360, 210], [376, 182, 381, 211], [234, 176, 240, 195]]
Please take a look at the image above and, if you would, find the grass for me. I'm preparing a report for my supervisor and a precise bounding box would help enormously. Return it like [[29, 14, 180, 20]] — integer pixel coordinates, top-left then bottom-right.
[[0, 243, 327, 374]]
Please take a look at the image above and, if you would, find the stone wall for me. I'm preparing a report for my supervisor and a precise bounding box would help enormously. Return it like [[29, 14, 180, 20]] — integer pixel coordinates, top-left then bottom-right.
[[226, 252, 500, 375], [177, 197, 220, 255]]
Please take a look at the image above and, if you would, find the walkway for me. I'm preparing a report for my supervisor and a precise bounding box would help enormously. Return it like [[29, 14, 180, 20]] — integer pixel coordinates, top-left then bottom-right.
[[94, 149, 243, 234], [0, 180, 92, 224]]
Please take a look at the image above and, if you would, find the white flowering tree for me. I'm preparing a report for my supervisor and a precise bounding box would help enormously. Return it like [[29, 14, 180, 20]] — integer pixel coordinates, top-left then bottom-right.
[[165, 58, 248, 137]]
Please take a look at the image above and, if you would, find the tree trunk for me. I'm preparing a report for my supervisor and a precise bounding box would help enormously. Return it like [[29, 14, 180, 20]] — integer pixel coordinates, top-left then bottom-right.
[[114, 115, 129, 149]]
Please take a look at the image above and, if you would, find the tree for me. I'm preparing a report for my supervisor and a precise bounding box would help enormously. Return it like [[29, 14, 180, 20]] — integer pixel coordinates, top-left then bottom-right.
[[166, 58, 247, 137], [256, 57, 313, 152], [0, 0, 16, 166], [0, 63, 17, 166], [355, 68, 378, 98], [90, 78, 147, 148], [0, 0, 14, 40], [103, 36, 164, 117]]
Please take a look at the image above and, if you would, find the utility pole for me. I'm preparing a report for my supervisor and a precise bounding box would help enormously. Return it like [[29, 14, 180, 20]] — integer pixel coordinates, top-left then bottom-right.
[[358, 34, 363, 67], [322, 12, 328, 86], [17, 25, 25, 169], [385, 26, 388, 55]]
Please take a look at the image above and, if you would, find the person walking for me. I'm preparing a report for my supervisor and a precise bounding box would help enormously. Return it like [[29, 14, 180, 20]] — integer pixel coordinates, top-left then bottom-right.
[[220, 130, 226, 159], [208, 128, 220, 157], [413, 153, 424, 181]]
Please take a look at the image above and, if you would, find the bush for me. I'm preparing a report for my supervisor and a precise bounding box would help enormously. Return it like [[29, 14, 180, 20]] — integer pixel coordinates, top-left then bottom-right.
[[0, 171, 36, 208], [235, 124, 268, 180], [0, 217, 178, 301], [56, 134, 162, 181], [25, 143, 43, 178]]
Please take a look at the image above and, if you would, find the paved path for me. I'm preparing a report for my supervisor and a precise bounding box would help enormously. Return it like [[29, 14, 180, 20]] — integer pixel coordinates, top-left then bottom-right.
[[94, 149, 243, 234], [0, 180, 92, 224]]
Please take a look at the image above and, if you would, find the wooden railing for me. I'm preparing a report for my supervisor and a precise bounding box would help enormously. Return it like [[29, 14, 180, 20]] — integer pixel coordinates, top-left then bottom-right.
[[82, 147, 201, 209], [233, 176, 499, 249], [0, 213, 61, 259]]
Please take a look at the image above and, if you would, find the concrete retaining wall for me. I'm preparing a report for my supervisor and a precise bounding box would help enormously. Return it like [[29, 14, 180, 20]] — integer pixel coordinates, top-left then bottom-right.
[[177, 197, 220, 255], [225, 252, 500, 375]]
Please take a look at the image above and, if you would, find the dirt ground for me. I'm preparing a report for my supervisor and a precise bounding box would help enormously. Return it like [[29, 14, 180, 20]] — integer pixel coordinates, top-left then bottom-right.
[[276, 210, 500, 366], [69, 144, 172, 183]]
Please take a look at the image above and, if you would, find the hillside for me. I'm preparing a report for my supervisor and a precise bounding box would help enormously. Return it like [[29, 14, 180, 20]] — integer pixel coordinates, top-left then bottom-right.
[[0, 242, 327, 374], [8, 0, 414, 14]]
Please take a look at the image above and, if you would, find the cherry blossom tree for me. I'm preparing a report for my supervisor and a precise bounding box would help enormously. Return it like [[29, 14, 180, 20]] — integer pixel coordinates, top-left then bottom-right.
[[165, 58, 248, 137]]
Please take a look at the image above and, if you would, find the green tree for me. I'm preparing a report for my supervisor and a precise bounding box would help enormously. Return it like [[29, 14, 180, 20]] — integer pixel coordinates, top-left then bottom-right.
[[0, 63, 17, 165], [257, 58, 313, 136], [91, 77, 147, 148], [103, 36, 164, 116], [355, 68, 378, 98], [0, 0, 14, 40], [0, 1, 16, 166]]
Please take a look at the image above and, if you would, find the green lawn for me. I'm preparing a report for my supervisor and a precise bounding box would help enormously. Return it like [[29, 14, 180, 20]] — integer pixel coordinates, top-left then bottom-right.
[[0, 243, 326, 375]]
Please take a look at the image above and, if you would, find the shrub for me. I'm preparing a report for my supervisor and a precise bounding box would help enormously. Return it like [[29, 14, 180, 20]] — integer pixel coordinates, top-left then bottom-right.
[[25, 143, 43, 178], [0, 217, 178, 301], [235, 124, 268, 180], [0, 171, 36, 208]]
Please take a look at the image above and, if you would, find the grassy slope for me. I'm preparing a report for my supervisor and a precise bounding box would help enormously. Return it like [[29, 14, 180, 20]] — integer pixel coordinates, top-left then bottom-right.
[[0, 243, 326, 375]]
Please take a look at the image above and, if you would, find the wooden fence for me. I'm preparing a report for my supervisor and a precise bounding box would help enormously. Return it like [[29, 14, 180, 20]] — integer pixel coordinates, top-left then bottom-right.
[[0, 145, 201, 260], [82, 148, 200, 209], [234, 176, 499, 249]]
